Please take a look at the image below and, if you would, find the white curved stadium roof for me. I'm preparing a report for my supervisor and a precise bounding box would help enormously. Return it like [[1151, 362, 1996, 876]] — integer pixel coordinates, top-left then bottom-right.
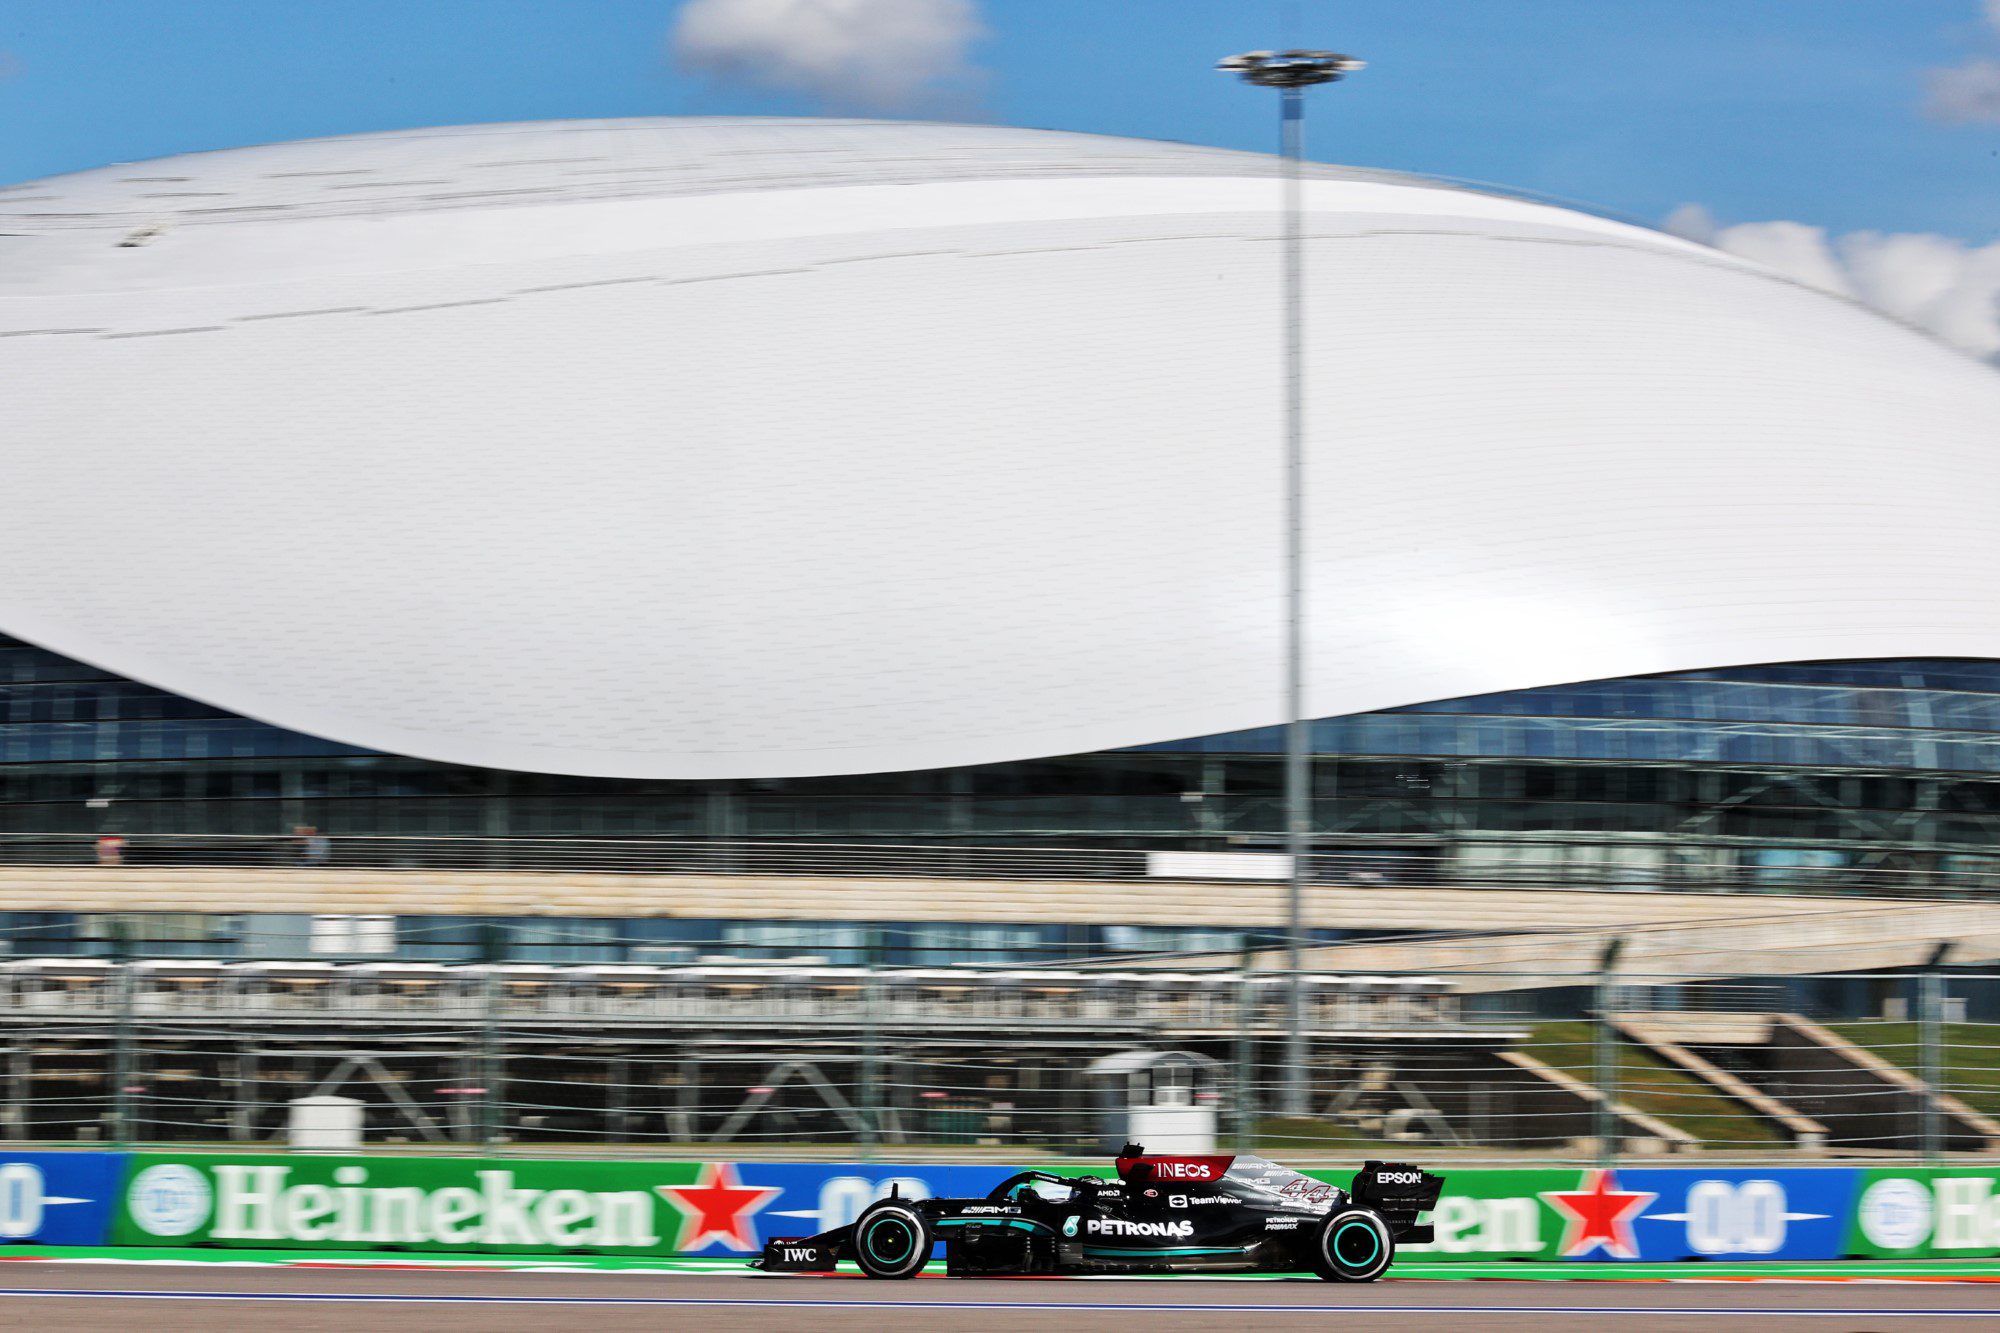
[[4, 117, 2000, 779]]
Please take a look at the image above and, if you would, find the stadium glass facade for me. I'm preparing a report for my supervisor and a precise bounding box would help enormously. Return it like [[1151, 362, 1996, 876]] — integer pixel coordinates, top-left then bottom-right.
[[7, 633, 2000, 861], [6, 631, 2000, 961]]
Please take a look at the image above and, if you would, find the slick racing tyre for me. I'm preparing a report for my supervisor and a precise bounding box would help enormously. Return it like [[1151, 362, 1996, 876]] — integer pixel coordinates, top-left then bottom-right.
[[852, 1200, 934, 1279], [1310, 1207, 1394, 1282]]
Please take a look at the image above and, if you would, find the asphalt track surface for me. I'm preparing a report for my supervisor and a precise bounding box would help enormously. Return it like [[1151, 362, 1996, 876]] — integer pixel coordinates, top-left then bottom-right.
[[4, 1266, 2000, 1331]]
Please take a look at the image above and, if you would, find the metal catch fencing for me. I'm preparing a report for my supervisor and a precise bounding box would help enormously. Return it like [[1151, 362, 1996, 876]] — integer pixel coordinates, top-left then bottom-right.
[[0, 960, 1995, 1163]]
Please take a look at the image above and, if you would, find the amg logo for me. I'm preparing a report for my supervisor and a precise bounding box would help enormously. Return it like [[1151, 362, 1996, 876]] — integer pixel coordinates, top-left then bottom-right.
[[1155, 1162, 1217, 1180], [1087, 1217, 1195, 1239]]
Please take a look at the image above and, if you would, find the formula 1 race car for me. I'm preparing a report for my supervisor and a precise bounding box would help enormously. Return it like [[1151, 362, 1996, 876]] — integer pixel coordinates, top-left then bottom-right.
[[755, 1146, 1442, 1282]]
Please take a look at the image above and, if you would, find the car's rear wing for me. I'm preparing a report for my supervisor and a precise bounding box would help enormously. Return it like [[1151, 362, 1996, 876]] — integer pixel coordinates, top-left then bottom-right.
[[1349, 1160, 1444, 1245]]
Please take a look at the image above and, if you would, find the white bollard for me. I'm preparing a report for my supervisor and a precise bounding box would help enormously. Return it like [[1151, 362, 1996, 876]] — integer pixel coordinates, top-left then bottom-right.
[[289, 1095, 364, 1151]]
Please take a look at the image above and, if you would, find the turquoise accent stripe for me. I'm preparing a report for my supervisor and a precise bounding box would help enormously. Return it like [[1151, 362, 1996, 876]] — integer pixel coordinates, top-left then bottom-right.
[[935, 1218, 1052, 1233], [1081, 1245, 1247, 1257]]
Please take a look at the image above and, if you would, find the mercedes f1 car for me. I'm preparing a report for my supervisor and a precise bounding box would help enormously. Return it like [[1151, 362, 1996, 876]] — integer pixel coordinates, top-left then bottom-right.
[[755, 1147, 1442, 1281]]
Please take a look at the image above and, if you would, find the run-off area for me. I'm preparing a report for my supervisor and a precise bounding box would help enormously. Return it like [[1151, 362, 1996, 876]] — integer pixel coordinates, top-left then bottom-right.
[[5, 1264, 2000, 1333]]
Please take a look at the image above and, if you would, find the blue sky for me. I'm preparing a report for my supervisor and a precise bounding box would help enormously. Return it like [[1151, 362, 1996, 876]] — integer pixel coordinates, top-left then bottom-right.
[[2, 0, 1997, 240]]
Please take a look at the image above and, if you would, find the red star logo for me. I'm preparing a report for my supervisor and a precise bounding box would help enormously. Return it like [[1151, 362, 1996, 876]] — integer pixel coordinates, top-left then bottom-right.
[[1540, 1169, 1656, 1259], [656, 1162, 782, 1253]]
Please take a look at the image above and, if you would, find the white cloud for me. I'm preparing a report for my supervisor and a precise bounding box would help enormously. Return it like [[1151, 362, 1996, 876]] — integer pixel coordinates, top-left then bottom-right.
[[1673, 206, 2000, 363], [1661, 202, 1717, 244], [1919, 2, 2000, 122], [1708, 220, 1859, 299], [1924, 56, 2000, 123], [670, 0, 986, 114]]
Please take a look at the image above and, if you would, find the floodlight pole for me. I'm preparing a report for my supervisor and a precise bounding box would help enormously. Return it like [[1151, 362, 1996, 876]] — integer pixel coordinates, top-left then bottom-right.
[[1218, 49, 1363, 1120], [1278, 82, 1311, 1124]]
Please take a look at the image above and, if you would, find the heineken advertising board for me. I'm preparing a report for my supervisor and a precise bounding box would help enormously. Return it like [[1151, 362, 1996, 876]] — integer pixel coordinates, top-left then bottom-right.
[[95, 1154, 2000, 1262], [114, 1154, 1015, 1256], [1846, 1168, 2000, 1258]]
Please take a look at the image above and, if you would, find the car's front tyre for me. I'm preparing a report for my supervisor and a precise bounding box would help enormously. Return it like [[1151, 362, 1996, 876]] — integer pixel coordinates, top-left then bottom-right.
[[1309, 1207, 1394, 1282], [852, 1200, 934, 1279]]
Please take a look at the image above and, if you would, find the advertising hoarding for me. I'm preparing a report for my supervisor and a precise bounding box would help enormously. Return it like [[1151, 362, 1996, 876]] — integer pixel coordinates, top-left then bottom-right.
[[0, 1151, 126, 1246]]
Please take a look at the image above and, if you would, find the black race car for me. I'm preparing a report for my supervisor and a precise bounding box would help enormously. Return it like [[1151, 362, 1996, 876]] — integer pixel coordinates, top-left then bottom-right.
[[755, 1146, 1442, 1282]]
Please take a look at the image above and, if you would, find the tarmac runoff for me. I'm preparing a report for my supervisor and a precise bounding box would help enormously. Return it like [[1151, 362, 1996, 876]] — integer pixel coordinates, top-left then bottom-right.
[[3, 1266, 2000, 1333], [3, 1255, 2000, 1332]]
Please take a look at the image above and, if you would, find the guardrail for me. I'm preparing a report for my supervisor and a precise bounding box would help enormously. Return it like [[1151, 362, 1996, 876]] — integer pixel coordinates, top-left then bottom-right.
[[3, 832, 1997, 899]]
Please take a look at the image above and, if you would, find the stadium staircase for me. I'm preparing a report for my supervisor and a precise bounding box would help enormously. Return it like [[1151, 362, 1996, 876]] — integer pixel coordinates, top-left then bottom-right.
[[1608, 1011, 2000, 1152]]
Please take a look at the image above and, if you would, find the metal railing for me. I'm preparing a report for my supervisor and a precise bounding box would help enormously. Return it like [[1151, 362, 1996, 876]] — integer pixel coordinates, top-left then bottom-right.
[[0, 960, 1994, 1163], [0, 961, 1467, 1033]]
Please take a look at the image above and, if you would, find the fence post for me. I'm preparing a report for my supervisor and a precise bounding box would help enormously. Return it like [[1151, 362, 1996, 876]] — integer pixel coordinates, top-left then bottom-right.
[[1593, 938, 1625, 1168], [1920, 953, 1948, 1166], [110, 949, 136, 1148], [477, 970, 505, 1153], [860, 935, 881, 1162], [477, 924, 509, 1153], [1235, 944, 1257, 1152]]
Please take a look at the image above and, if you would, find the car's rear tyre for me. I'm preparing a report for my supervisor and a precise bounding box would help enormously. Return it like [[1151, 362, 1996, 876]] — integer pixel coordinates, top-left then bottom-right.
[[1310, 1207, 1394, 1282], [852, 1200, 934, 1279]]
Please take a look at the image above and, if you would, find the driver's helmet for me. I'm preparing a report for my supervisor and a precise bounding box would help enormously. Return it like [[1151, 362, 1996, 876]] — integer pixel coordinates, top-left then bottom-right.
[[1007, 1177, 1077, 1204]]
